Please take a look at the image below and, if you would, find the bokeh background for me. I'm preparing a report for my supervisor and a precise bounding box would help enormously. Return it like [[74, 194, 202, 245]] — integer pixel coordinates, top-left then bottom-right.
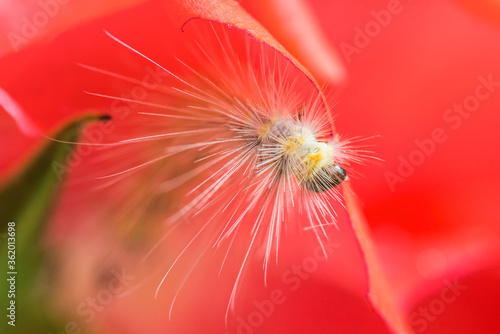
[[1, 0, 500, 333]]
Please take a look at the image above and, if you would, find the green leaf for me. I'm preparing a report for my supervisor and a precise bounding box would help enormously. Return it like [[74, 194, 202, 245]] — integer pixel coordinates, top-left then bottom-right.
[[0, 115, 103, 333]]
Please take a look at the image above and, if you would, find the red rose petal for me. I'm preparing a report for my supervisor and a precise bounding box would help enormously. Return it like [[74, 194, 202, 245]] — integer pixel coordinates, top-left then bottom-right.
[[0, 0, 149, 56], [240, 0, 347, 85], [345, 184, 415, 334], [452, 0, 500, 24], [308, 0, 500, 330], [407, 264, 500, 334]]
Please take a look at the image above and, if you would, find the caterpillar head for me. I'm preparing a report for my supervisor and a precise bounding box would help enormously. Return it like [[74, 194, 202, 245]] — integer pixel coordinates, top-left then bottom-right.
[[302, 141, 347, 193], [303, 163, 347, 193]]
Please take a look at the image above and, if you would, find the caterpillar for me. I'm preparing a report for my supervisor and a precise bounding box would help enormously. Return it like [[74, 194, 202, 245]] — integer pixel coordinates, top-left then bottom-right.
[[66, 22, 372, 323]]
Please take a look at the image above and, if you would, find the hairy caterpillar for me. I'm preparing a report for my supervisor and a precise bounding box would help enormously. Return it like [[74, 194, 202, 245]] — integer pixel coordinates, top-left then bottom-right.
[[62, 22, 373, 323]]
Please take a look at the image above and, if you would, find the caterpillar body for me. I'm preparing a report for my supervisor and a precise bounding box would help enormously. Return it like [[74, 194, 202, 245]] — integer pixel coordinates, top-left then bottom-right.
[[67, 22, 372, 323]]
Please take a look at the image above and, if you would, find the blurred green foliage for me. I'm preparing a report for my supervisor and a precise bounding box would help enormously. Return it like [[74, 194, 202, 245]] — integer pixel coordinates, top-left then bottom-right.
[[0, 115, 101, 334]]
